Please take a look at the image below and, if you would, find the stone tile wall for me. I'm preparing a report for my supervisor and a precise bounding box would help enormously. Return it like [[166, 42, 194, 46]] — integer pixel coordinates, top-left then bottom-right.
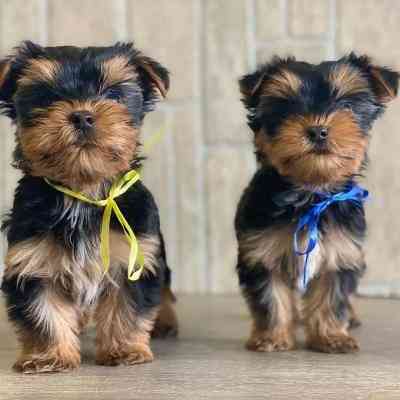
[[0, 1, 399, 295]]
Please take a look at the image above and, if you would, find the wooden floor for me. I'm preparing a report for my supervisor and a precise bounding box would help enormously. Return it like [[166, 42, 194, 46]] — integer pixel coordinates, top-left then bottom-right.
[[0, 295, 399, 400]]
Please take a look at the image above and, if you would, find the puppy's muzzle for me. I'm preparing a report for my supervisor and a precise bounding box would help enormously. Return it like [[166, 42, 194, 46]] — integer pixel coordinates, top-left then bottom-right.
[[69, 110, 95, 136]]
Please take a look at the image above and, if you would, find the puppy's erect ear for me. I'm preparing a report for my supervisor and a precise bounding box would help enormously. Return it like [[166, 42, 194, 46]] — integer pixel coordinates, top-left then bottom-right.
[[347, 53, 399, 103]]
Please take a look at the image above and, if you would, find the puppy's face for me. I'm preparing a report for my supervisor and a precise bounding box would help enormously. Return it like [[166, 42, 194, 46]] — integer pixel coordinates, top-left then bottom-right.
[[240, 54, 399, 187], [0, 41, 169, 188]]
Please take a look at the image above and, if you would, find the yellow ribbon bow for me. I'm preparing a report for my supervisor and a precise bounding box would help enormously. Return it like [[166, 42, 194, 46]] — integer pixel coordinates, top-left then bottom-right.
[[45, 170, 145, 281]]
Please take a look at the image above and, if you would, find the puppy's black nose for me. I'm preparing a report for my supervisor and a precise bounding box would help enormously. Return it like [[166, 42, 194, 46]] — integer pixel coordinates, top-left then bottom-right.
[[307, 126, 329, 143], [69, 111, 95, 132]]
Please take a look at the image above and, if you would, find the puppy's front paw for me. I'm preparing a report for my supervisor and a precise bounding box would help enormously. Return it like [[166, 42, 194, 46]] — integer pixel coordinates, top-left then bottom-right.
[[308, 334, 359, 354], [14, 354, 80, 374], [246, 329, 296, 352], [96, 344, 154, 366]]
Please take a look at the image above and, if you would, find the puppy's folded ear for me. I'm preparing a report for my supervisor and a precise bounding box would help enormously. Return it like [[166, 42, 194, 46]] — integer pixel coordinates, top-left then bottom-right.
[[0, 59, 11, 88], [239, 69, 271, 132], [0, 41, 45, 119], [239, 70, 266, 102], [135, 55, 170, 99], [113, 42, 169, 113], [239, 56, 298, 109], [369, 66, 399, 103], [239, 56, 298, 132], [0, 57, 14, 117], [347, 53, 399, 103]]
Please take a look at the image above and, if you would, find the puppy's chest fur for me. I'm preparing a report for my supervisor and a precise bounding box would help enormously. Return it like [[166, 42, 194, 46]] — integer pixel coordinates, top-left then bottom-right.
[[236, 169, 366, 290], [4, 184, 160, 308], [238, 221, 364, 289]]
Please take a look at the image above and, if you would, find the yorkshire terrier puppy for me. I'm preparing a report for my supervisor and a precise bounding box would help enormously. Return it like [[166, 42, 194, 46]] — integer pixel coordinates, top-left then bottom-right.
[[235, 54, 398, 353], [0, 41, 178, 373]]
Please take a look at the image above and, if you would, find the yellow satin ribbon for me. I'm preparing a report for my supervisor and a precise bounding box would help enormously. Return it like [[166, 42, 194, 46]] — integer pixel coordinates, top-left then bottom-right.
[[45, 170, 145, 281]]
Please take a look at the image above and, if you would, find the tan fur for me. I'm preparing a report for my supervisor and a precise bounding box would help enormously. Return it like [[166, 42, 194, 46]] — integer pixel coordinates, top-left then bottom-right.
[[4, 236, 102, 306], [0, 59, 10, 87], [261, 69, 302, 99], [238, 221, 364, 294], [257, 110, 368, 186], [5, 231, 164, 293], [5, 236, 99, 372], [329, 64, 369, 98], [11, 285, 82, 374], [94, 270, 157, 366], [239, 226, 292, 270], [18, 59, 60, 86], [246, 273, 296, 352], [78, 310, 92, 332], [303, 273, 359, 353], [269, 273, 295, 328], [14, 333, 81, 374], [102, 55, 167, 98], [95, 232, 162, 364], [110, 232, 160, 277], [19, 99, 139, 187], [27, 287, 79, 340], [5, 229, 163, 371], [101, 56, 137, 89], [323, 223, 364, 271]]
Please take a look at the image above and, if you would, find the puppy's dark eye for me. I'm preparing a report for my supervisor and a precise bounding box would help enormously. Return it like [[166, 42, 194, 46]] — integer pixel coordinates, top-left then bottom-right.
[[339, 101, 353, 112], [104, 86, 122, 101]]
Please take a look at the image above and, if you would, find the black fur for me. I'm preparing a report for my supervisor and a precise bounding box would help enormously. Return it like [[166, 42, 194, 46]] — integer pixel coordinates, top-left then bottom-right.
[[235, 167, 366, 239], [1, 276, 49, 337], [237, 260, 274, 330], [239, 53, 398, 134]]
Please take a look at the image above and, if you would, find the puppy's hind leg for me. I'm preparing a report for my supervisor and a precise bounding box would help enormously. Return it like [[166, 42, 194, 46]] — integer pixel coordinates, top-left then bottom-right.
[[348, 298, 362, 329], [152, 256, 178, 339]]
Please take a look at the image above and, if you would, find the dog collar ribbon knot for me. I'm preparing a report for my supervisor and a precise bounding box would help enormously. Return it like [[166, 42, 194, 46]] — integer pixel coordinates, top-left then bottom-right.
[[45, 170, 145, 281], [294, 184, 369, 291]]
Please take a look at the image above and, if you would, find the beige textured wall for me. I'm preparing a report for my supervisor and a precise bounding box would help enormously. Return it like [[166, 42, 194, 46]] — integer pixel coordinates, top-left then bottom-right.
[[0, 1, 399, 295]]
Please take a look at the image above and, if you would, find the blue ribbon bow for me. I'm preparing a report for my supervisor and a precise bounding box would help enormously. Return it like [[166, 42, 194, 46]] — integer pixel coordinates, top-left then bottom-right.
[[294, 184, 369, 291]]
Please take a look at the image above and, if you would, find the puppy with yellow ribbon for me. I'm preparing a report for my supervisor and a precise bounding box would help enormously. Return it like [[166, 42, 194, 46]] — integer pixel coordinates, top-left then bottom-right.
[[0, 41, 178, 373]]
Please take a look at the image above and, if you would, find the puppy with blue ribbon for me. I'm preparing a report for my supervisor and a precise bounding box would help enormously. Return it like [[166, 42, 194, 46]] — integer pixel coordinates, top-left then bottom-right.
[[235, 54, 398, 354]]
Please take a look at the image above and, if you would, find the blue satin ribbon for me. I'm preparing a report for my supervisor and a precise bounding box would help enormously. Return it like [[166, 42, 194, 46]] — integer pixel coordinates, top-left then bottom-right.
[[294, 184, 369, 291]]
